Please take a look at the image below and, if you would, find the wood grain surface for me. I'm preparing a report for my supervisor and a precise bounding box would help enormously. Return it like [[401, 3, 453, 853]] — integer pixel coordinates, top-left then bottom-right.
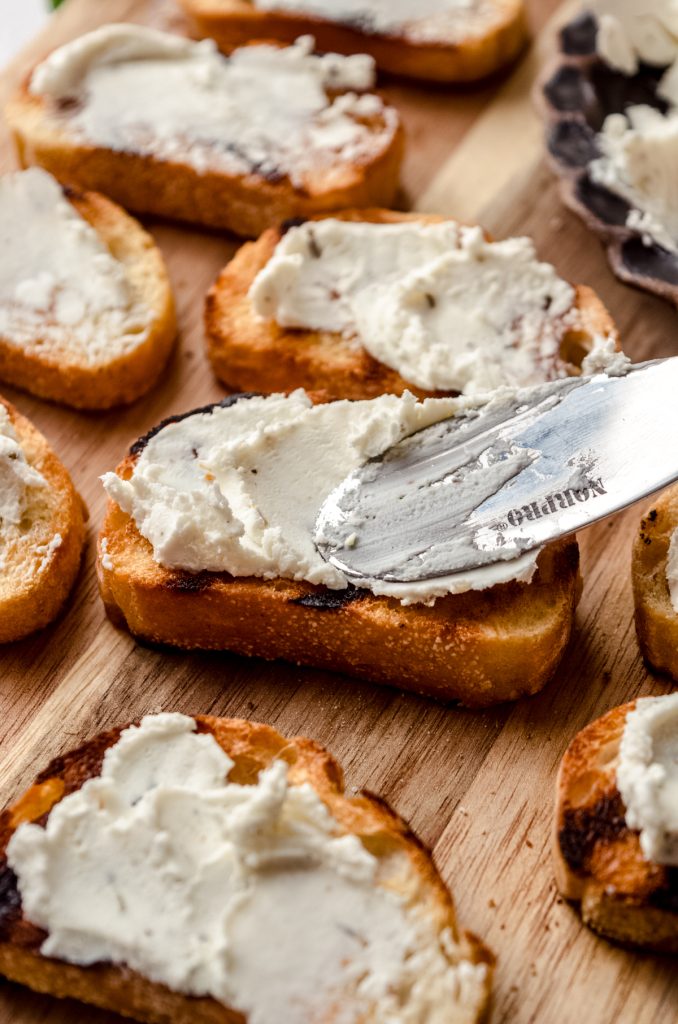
[[1, 1, 677, 1022]]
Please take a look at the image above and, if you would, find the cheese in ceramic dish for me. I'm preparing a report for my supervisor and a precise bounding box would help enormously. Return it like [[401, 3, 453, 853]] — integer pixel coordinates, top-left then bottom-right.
[[586, 1, 678, 252], [589, 0, 678, 77]]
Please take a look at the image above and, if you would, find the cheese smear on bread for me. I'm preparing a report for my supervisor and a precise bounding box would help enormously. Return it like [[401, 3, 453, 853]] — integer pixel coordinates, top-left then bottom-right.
[[0, 404, 62, 576], [249, 219, 580, 393], [29, 26, 397, 189], [251, 0, 497, 43], [617, 694, 678, 866], [0, 405, 48, 529], [0, 169, 150, 363], [7, 713, 488, 1024], [102, 390, 543, 605]]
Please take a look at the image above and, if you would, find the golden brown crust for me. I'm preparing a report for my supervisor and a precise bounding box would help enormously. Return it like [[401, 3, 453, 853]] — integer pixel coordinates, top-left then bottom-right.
[[632, 485, 678, 683], [554, 701, 678, 952], [0, 397, 87, 644], [0, 183, 176, 410], [6, 74, 404, 238], [0, 716, 493, 1022], [97, 424, 581, 706], [204, 209, 620, 399], [179, 0, 529, 83]]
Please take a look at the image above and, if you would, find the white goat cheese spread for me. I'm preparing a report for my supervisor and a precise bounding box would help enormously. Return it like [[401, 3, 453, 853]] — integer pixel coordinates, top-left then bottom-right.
[[587, 1, 678, 251], [7, 713, 488, 1024], [0, 405, 61, 576], [29, 26, 397, 190], [101, 390, 542, 605], [590, 106, 678, 253], [0, 168, 149, 364], [0, 405, 48, 530], [251, 0, 497, 44], [249, 219, 580, 394], [589, 0, 678, 78], [616, 693, 678, 866]]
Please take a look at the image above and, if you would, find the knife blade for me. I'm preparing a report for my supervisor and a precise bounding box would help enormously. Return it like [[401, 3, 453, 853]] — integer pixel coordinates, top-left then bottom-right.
[[314, 358, 678, 584]]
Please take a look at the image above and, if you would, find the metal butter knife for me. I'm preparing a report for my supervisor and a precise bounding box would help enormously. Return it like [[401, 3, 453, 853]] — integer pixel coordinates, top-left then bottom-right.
[[315, 358, 678, 584]]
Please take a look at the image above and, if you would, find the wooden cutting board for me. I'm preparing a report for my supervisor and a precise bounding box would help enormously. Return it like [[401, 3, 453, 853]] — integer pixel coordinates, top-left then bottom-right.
[[1, 2, 677, 1022]]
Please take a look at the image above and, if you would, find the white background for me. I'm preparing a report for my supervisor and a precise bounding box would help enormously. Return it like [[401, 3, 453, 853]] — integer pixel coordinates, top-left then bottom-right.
[[1, 0, 50, 68]]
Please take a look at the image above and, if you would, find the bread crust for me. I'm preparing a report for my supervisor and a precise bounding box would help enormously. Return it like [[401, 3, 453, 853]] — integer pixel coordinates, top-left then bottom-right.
[[179, 0, 529, 83], [0, 183, 176, 410], [554, 701, 678, 952], [0, 716, 493, 1023], [632, 485, 678, 683], [0, 397, 87, 644], [6, 74, 404, 238], [97, 404, 581, 706], [204, 209, 620, 399]]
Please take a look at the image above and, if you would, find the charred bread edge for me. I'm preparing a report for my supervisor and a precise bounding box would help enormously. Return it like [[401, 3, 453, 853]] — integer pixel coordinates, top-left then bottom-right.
[[554, 701, 678, 951]]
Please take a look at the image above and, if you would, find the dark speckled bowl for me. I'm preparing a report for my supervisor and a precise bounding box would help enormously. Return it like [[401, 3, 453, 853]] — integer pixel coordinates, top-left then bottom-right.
[[540, 11, 678, 303]]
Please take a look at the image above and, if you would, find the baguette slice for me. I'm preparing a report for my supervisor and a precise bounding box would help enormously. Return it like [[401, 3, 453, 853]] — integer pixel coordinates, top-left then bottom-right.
[[632, 484, 678, 682], [97, 398, 581, 707], [0, 714, 493, 1022], [179, 0, 528, 82], [205, 209, 619, 399], [6, 41, 403, 239], [0, 181, 176, 410], [0, 397, 86, 643], [554, 701, 678, 952]]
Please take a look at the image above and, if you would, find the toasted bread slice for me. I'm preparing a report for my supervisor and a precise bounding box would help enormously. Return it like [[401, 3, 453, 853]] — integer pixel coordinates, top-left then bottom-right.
[[632, 485, 678, 682], [179, 0, 528, 83], [205, 209, 619, 399], [97, 399, 581, 707], [554, 701, 678, 952], [0, 397, 86, 644], [0, 177, 176, 410], [6, 34, 403, 238], [0, 714, 493, 1022]]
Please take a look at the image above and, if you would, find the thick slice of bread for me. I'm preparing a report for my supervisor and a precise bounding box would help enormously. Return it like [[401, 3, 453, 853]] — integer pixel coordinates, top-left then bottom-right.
[[554, 701, 678, 952], [0, 715, 493, 1022], [0, 183, 176, 410], [6, 59, 403, 239], [632, 484, 678, 683], [205, 209, 619, 399], [0, 397, 86, 643], [97, 400, 581, 707], [179, 0, 528, 82]]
